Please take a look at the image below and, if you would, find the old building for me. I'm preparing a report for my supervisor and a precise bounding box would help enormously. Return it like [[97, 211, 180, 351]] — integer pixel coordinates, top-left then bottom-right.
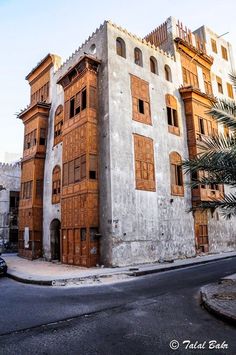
[[18, 17, 236, 266], [0, 162, 21, 250]]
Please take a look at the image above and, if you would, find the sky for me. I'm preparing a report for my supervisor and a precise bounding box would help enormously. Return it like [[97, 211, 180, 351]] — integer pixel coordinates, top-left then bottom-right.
[[0, 0, 236, 162]]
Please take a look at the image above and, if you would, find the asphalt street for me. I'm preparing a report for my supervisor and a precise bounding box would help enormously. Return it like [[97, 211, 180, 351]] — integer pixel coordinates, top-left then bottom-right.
[[0, 258, 236, 355]]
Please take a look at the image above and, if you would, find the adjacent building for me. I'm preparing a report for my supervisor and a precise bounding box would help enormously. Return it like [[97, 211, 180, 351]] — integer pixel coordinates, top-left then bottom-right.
[[17, 17, 236, 267], [0, 162, 21, 250]]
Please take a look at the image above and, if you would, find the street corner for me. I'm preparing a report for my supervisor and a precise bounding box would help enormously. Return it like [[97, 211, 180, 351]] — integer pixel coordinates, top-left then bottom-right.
[[200, 279, 236, 325]]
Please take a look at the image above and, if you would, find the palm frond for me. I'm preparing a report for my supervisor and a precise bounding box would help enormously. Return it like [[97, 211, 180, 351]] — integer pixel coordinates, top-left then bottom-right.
[[229, 73, 236, 88], [191, 193, 236, 219], [208, 99, 236, 131]]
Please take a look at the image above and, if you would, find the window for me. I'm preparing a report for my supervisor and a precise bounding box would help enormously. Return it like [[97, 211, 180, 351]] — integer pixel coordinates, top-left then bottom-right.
[[150, 56, 158, 74], [63, 163, 68, 186], [21, 181, 33, 199], [62, 156, 87, 186], [116, 37, 126, 58], [39, 128, 46, 145], [24, 129, 37, 150], [133, 134, 155, 191], [67, 87, 87, 120], [182, 66, 199, 88], [89, 155, 97, 180], [216, 76, 223, 94], [134, 47, 143, 67], [138, 99, 144, 114], [130, 74, 151, 125], [221, 45, 228, 60], [227, 83, 234, 99], [199, 118, 205, 134], [70, 98, 75, 118], [68, 160, 75, 185], [31, 82, 49, 105], [170, 152, 184, 196], [164, 65, 172, 82], [81, 89, 87, 110], [165, 94, 179, 135], [211, 38, 217, 53], [52, 166, 61, 204], [36, 180, 43, 199], [54, 105, 63, 146]]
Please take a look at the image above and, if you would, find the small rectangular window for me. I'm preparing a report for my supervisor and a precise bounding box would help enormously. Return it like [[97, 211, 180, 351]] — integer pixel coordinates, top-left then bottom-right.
[[81, 228, 86, 242], [176, 165, 183, 186], [81, 155, 86, 179], [70, 98, 75, 118], [36, 180, 43, 198], [75, 92, 81, 115], [39, 128, 46, 145], [227, 83, 234, 99], [221, 46, 228, 60], [68, 160, 75, 185], [63, 163, 69, 186], [167, 107, 172, 125], [211, 38, 217, 53], [74, 158, 81, 182], [173, 110, 178, 127], [82, 89, 87, 110], [138, 99, 144, 114], [199, 118, 205, 134]]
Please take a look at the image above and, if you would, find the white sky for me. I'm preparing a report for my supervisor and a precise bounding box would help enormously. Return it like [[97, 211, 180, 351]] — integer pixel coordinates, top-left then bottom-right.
[[0, 0, 236, 161]]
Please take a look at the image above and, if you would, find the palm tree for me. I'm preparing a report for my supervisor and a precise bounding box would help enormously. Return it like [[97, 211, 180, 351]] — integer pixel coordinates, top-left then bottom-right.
[[183, 74, 236, 219]]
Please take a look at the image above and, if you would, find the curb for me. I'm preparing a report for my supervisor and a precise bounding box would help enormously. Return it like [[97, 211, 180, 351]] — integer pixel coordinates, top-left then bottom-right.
[[6, 253, 236, 287], [201, 288, 236, 326], [130, 254, 236, 277]]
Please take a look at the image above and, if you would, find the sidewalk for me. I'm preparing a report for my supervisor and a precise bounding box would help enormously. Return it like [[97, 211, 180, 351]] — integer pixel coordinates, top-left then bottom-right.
[[2, 250, 236, 287], [201, 274, 236, 325]]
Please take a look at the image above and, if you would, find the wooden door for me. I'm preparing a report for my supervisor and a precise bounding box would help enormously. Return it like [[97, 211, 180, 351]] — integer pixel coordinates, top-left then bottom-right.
[[194, 210, 209, 253]]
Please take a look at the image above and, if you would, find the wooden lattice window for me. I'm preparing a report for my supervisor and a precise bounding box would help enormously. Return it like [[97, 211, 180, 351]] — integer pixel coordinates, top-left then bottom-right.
[[211, 38, 217, 53], [170, 152, 184, 196], [24, 129, 37, 150], [52, 166, 61, 204], [150, 56, 158, 74], [164, 65, 172, 82], [116, 37, 126, 58], [36, 180, 43, 199], [134, 47, 143, 67], [22, 181, 33, 199], [133, 134, 156, 191], [54, 105, 63, 146], [221, 45, 228, 61], [130, 74, 151, 125], [166, 94, 179, 135]]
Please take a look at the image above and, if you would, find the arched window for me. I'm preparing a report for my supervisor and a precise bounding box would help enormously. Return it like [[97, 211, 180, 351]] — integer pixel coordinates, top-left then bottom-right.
[[116, 37, 126, 58], [134, 47, 143, 67], [52, 166, 61, 204], [150, 56, 158, 74], [169, 152, 184, 196], [54, 105, 63, 146], [164, 65, 172, 82], [165, 94, 179, 135]]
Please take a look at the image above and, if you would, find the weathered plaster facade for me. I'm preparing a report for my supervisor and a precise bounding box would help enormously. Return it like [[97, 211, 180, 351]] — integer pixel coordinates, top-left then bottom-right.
[[0, 162, 20, 246], [18, 17, 236, 266]]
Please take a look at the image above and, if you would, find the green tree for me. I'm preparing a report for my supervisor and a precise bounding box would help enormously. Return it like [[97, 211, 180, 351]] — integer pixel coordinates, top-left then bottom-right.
[[183, 74, 236, 219]]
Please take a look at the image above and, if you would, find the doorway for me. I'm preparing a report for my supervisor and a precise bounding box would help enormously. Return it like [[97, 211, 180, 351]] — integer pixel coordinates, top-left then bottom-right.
[[194, 210, 209, 253], [50, 219, 61, 261]]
